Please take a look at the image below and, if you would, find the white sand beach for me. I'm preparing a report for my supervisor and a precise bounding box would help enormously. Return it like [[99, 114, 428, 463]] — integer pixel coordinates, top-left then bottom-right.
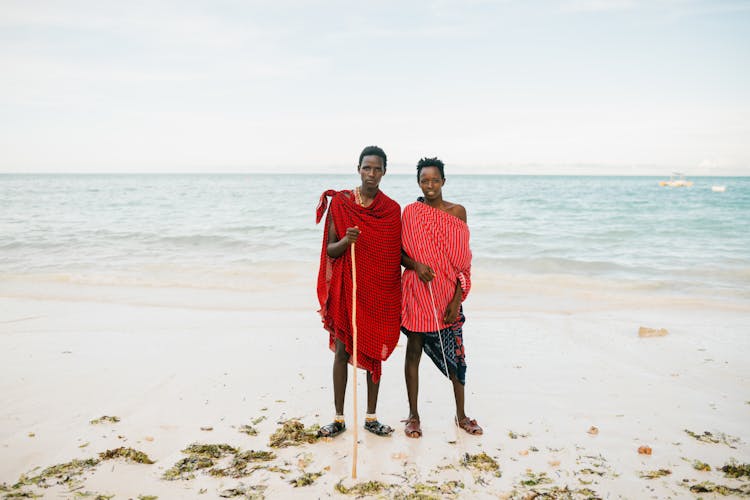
[[1, 263, 749, 498]]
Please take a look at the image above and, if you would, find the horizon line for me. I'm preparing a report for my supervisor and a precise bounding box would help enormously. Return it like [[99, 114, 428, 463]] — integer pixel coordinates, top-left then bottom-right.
[[1, 172, 748, 177]]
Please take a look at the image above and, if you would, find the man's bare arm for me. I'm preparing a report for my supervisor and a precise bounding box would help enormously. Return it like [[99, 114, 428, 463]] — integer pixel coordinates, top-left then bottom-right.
[[327, 217, 360, 258]]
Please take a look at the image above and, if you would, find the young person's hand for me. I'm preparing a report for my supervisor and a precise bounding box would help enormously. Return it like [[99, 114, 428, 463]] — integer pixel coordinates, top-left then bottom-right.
[[443, 297, 460, 324], [414, 262, 435, 283]]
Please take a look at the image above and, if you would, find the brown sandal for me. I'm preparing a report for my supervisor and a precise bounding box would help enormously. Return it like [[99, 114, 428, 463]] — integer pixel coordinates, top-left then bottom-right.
[[402, 417, 422, 438], [456, 416, 483, 435]]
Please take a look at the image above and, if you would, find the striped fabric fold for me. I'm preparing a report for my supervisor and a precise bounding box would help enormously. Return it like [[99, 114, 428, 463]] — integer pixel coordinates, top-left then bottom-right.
[[401, 201, 472, 332]]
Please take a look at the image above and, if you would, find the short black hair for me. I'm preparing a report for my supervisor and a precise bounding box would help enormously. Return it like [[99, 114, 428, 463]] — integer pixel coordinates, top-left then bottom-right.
[[359, 145, 387, 170], [416, 157, 445, 180]]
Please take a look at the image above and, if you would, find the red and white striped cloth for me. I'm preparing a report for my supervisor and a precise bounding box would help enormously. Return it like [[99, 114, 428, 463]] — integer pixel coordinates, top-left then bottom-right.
[[401, 201, 472, 332]]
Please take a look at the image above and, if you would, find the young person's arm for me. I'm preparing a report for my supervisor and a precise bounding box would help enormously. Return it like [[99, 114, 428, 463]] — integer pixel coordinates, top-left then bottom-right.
[[401, 249, 435, 282], [443, 280, 463, 324]]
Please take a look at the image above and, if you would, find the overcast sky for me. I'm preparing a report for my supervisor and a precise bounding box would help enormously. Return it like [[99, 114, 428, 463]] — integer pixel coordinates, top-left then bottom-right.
[[1, 0, 748, 174]]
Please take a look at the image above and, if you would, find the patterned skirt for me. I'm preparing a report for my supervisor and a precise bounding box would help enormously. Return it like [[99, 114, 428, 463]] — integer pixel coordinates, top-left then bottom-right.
[[401, 308, 467, 385]]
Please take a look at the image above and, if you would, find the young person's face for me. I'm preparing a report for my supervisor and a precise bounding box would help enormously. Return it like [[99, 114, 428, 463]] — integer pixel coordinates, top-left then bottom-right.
[[418, 166, 445, 200], [358, 155, 385, 188]]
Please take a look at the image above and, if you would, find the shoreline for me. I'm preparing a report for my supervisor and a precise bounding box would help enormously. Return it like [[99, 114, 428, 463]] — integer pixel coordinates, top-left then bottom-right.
[[2, 260, 748, 312]]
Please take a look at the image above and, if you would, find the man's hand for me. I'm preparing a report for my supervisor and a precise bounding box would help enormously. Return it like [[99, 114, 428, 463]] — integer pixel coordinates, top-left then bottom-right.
[[414, 262, 435, 283], [443, 297, 460, 325], [344, 226, 360, 245]]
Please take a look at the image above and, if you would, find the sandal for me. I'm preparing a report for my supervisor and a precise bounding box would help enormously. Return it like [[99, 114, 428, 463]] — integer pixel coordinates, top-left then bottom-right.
[[364, 419, 393, 437], [401, 417, 422, 438], [317, 420, 346, 438], [456, 416, 483, 435]]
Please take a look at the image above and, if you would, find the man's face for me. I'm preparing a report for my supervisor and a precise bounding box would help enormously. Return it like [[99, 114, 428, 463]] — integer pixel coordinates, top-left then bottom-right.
[[358, 155, 385, 189]]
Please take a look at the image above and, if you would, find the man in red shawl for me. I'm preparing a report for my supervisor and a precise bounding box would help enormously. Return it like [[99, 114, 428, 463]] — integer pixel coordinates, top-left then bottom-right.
[[315, 145, 401, 438], [400, 157, 482, 438]]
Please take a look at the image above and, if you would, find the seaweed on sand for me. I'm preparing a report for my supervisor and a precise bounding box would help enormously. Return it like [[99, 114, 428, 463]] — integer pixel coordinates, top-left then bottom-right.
[[210, 450, 277, 479], [236, 450, 275, 462], [162, 457, 214, 481], [684, 429, 740, 448], [520, 485, 601, 499], [509, 470, 601, 500], [71, 493, 114, 499], [89, 416, 120, 425], [574, 453, 619, 481], [638, 469, 671, 479], [162, 444, 238, 481], [577, 468, 605, 477], [336, 476, 462, 498], [183, 444, 239, 458], [520, 471, 553, 487], [688, 481, 750, 496], [218, 483, 267, 499], [265, 466, 291, 474], [238, 425, 258, 436], [403, 480, 465, 499], [289, 471, 322, 487], [98, 447, 155, 464], [335, 480, 391, 496], [504, 473, 600, 500], [693, 460, 711, 471], [720, 460, 750, 478], [508, 431, 529, 439], [268, 420, 319, 448], [2, 488, 43, 499], [14, 458, 100, 489], [460, 452, 500, 476]]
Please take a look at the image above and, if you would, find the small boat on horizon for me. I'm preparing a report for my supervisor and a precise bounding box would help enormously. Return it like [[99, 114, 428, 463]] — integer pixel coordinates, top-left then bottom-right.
[[659, 172, 693, 188], [711, 185, 726, 192]]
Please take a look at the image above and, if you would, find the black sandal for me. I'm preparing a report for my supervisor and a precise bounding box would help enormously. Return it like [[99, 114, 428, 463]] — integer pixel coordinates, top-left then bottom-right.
[[317, 421, 346, 438], [364, 419, 393, 437]]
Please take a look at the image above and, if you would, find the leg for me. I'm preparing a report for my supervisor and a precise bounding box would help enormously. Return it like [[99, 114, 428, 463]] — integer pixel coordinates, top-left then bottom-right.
[[318, 340, 349, 437], [363, 370, 393, 436], [451, 372, 483, 435], [366, 370, 379, 414], [449, 371, 466, 421], [403, 332, 424, 438], [404, 332, 424, 419], [333, 339, 350, 415], [318, 340, 350, 438]]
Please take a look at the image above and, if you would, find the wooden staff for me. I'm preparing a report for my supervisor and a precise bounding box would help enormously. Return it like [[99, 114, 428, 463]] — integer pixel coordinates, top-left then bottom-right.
[[350, 242, 358, 479]]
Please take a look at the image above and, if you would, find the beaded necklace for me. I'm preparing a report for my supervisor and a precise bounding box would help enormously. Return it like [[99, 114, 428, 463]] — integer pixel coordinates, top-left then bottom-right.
[[354, 186, 364, 207]]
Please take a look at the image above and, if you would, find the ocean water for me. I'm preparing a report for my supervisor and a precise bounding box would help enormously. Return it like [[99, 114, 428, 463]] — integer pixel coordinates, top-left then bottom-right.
[[1, 174, 748, 299]]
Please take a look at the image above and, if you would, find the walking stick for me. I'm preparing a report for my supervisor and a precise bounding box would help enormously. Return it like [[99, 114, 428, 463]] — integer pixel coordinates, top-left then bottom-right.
[[350, 243, 358, 479], [427, 281, 449, 379]]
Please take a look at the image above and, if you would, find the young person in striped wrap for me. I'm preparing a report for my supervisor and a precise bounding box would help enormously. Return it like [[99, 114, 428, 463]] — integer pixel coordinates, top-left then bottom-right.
[[400, 157, 483, 438], [315, 145, 402, 438]]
